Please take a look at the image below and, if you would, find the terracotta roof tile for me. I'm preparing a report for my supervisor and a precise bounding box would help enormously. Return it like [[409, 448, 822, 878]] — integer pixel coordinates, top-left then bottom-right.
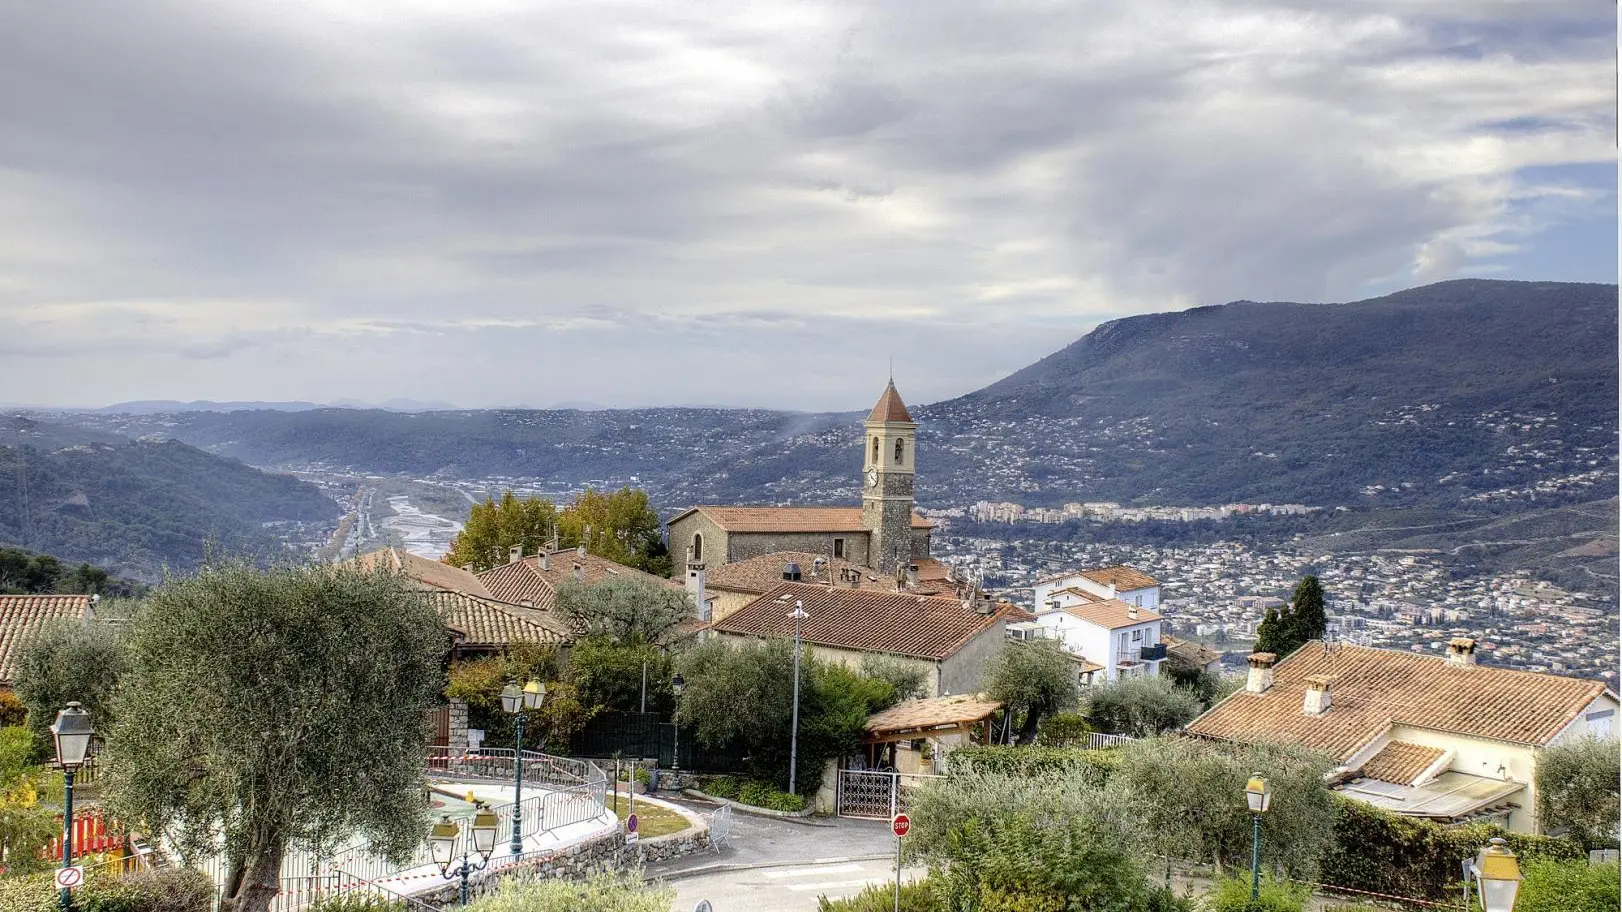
[[712, 582, 1003, 661], [0, 595, 92, 684], [423, 590, 573, 648], [1163, 635, 1223, 667], [1080, 566, 1159, 591], [353, 547, 494, 598], [680, 506, 932, 532], [866, 381, 915, 424], [478, 549, 689, 611], [704, 551, 965, 598], [1187, 641, 1609, 759], [1359, 740, 1446, 785], [1061, 598, 1161, 630]]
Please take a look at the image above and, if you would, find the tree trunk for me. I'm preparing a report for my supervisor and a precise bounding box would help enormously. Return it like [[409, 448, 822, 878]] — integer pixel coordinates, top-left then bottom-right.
[[1017, 708, 1043, 744], [220, 839, 285, 912]]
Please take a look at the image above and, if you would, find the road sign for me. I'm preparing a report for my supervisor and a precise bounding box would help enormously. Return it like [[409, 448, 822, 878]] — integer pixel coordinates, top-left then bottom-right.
[[891, 813, 910, 837], [56, 866, 85, 890], [626, 813, 639, 834]]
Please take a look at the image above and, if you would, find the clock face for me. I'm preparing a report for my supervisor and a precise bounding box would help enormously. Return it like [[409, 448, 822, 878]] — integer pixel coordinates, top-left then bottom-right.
[[866, 468, 878, 489]]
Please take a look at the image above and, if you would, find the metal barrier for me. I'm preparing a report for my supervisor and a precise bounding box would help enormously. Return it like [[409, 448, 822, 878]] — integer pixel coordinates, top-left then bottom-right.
[[1087, 732, 1138, 749]]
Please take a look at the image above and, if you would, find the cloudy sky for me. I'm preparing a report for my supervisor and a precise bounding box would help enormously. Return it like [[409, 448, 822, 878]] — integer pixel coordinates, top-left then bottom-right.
[[1, 1, 1614, 411]]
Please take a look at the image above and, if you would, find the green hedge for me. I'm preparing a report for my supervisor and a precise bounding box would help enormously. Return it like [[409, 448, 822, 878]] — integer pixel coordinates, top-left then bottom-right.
[[0, 868, 213, 912], [1516, 858, 1620, 912], [946, 745, 1121, 783], [1319, 798, 1583, 901]]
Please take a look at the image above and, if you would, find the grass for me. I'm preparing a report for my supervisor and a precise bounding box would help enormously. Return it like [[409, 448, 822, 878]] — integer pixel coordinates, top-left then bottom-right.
[[605, 793, 691, 838]]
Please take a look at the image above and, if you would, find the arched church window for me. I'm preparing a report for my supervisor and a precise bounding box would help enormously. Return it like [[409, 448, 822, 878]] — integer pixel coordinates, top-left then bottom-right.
[[894, 438, 904, 464], [872, 436, 880, 463], [692, 533, 703, 562]]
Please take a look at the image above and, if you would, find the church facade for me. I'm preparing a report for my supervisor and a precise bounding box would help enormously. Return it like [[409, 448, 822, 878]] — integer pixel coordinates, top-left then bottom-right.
[[666, 381, 932, 577]]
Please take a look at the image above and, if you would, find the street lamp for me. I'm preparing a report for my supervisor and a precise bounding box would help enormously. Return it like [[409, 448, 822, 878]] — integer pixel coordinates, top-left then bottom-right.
[[502, 679, 545, 857], [788, 599, 808, 796], [671, 673, 685, 774], [1244, 773, 1271, 906], [431, 807, 499, 907], [51, 703, 93, 912], [1463, 838, 1523, 912]]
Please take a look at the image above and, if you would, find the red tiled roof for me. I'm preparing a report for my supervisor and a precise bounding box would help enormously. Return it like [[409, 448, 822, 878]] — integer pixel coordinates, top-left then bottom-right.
[[867, 381, 915, 423], [423, 590, 573, 648], [1187, 641, 1610, 759], [1359, 741, 1446, 785], [353, 547, 494, 598], [1080, 566, 1159, 591], [704, 551, 963, 598], [0, 595, 92, 684], [712, 582, 1004, 661], [1061, 598, 1160, 630], [865, 695, 1003, 737], [676, 506, 932, 532], [478, 549, 689, 611]]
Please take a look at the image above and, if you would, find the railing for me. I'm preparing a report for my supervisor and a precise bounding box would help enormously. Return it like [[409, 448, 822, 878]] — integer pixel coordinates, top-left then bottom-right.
[[1088, 732, 1138, 749], [1138, 643, 1168, 661]]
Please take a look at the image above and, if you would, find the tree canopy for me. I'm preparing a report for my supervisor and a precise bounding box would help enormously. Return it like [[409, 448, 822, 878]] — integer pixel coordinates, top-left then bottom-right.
[[104, 563, 447, 912], [443, 486, 670, 575], [1255, 575, 1327, 657], [14, 618, 129, 762], [1535, 735, 1621, 848], [1083, 674, 1202, 737], [981, 639, 1079, 744], [556, 576, 693, 645], [443, 491, 559, 572]]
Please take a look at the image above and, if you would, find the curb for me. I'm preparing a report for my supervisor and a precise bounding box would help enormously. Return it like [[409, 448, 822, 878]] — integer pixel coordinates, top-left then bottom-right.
[[680, 788, 819, 820], [647, 853, 893, 883]]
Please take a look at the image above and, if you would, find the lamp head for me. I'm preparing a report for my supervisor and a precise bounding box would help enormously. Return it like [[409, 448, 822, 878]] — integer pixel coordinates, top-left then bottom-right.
[[672, 672, 685, 697], [50, 702, 94, 769], [470, 808, 499, 857], [1244, 773, 1271, 814], [499, 683, 521, 714], [1474, 838, 1522, 912], [429, 816, 460, 869], [523, 679, 545, 710]]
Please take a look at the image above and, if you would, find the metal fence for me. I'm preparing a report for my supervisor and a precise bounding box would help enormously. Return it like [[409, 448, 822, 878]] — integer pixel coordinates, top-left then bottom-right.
[[1088, 732, 1138, 749], [565, 712, 753, 774]]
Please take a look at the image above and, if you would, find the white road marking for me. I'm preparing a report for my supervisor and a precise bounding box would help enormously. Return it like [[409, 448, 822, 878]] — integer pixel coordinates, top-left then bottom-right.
[[785, 878, 888, 893], [760, 864, 863, 879]]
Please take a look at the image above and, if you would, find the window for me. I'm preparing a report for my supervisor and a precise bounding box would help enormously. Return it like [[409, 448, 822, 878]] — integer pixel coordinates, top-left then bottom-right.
[[894, 438, 905, 464], [1132, 629, 1144, 642], [1118, 632, 1128, 653], [691, 533, 703, 562], [1133, 594, 1142, 606], [872, 436, 880, 463], [833, 538, 845, 558]]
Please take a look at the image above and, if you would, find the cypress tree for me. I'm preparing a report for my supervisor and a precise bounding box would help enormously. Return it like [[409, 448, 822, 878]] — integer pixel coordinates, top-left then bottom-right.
[[1291, 575, 1327, 644]]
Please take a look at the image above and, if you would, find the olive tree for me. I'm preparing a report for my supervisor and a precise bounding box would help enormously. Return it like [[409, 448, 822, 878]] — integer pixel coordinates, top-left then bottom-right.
[[556, 576, 693, 645], [105, 563, 448, 912], [1084, 674, 1202, 737], [982, 639, 1079, 744], [14, 619, 129, 761], [1535, 735, 1621, 848]]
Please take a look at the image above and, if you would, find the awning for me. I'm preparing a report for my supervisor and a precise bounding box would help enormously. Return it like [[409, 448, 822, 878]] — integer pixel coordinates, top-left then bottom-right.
[[863, 694, 1004, 744], [1334, 771, 1526, 821]]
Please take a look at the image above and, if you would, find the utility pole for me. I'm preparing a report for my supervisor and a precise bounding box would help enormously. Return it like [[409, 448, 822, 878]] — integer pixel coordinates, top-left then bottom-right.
[[788, 599, 808, 795]]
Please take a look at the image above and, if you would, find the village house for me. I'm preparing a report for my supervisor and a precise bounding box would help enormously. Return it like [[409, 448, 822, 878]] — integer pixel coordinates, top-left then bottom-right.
[[1186, 638, 1619, 834], [0, 593, 93, 692], [1031, 596, 1165, 683], [1032, 564, 1160, 612], [708, 581, 1010, 698], [700, 550, 964, 622]]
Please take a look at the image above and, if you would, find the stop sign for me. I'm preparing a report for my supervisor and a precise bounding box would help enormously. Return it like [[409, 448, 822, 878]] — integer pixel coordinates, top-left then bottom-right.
[[891, 813, 910, 837]]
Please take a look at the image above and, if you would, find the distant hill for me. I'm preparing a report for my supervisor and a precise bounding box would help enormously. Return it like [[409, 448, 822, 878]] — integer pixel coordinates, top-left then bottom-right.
[[35, 277, 1617, 532], [0, 434, 340, 582]]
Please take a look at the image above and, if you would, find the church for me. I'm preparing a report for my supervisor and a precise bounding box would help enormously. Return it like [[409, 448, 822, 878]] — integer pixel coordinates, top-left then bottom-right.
[[665, 380, 933, 578]]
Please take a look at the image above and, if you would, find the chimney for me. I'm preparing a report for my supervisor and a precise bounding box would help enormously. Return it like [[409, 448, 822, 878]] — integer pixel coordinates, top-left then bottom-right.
[[783, 562, 802, 582], [1127, 603, 1139, 620], [687, 554, 709, 621], [519, 599, 535, 608], [1302, 674, 1334, 715], [1246, 653, 1276, 694], [572, 562, 583, 580], [1107, 583, 1117, 599], [845, 568, 861, 589], [905, 564, 919, 588], [539, 551, 550, 571], [1446, 637, 1478, 667], [508, 544, 522, 565]]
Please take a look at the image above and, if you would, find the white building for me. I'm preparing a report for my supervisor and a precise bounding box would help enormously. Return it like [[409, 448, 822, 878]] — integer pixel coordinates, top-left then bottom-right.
[[1032, 564, 1160, 613], [1033, 598, 1165, 683]]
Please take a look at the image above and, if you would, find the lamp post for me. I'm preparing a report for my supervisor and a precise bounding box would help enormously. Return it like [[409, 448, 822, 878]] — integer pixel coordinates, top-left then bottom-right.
[[51, 703, 93, 912], [788, 599, 808, 796], [1244, 773, 1272, 906], [500, 679, 545, 857], [671, 673, 685, 773], [430, 807, 499, 907], [1463, 838, 1523, 912]]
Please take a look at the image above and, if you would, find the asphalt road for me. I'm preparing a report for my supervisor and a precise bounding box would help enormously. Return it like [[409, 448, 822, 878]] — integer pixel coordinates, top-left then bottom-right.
[[644, 798, 926, 912]]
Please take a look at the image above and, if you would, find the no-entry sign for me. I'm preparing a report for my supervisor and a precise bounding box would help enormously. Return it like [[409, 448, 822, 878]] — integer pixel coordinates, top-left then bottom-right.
[[56, 866, 85, 890], [891, 813, 910, 838]]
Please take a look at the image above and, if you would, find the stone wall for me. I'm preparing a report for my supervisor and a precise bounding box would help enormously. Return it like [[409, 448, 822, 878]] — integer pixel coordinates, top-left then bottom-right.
[[725, 530, 873, 566], [415, 824, 711, 908], [448, 701, 469, 754]]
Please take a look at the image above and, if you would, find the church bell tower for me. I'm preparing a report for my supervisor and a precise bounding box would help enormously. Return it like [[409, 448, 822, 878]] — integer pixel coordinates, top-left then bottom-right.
[[861, 380, 917, 577]]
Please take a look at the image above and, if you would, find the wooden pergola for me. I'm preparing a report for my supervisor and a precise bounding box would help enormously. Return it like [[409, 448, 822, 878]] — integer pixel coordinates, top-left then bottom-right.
[[863, 694, 1004, 746]]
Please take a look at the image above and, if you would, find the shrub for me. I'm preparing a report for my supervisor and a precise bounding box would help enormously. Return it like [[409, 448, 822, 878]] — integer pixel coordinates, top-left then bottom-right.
[[305, 894, 408, 912], [1535, 735, 1620, 848], [77, 868, 215, 912], [1319, 797, 1583, 901], [728, 779, 805, 812], [1515, 858, 1620, 912], [1200, 875, 1309, 912], [463, 872, 673, 912], [704, 775, 740, 799], [738, 780, 770, 806], [0, 871, 56, 912], [764, 790, 808, 813], [1035, 711, 1092, 747], [0, 692, 27, 728], [1084, 675, 1202, 737], [945, 745, 1120, 783], [817, 879, 943, 912]]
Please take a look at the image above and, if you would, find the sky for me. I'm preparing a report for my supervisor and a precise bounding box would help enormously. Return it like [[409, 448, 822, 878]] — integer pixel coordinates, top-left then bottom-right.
[[0, 1, 1614, 412]]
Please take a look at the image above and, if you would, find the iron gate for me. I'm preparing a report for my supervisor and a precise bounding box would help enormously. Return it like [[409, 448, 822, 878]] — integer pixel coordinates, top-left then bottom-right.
[[836, 769, 943, 819]]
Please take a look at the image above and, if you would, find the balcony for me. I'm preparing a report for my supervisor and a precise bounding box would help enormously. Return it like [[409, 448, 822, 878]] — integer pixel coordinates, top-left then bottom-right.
[[1138, 643, 1167, 662]]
